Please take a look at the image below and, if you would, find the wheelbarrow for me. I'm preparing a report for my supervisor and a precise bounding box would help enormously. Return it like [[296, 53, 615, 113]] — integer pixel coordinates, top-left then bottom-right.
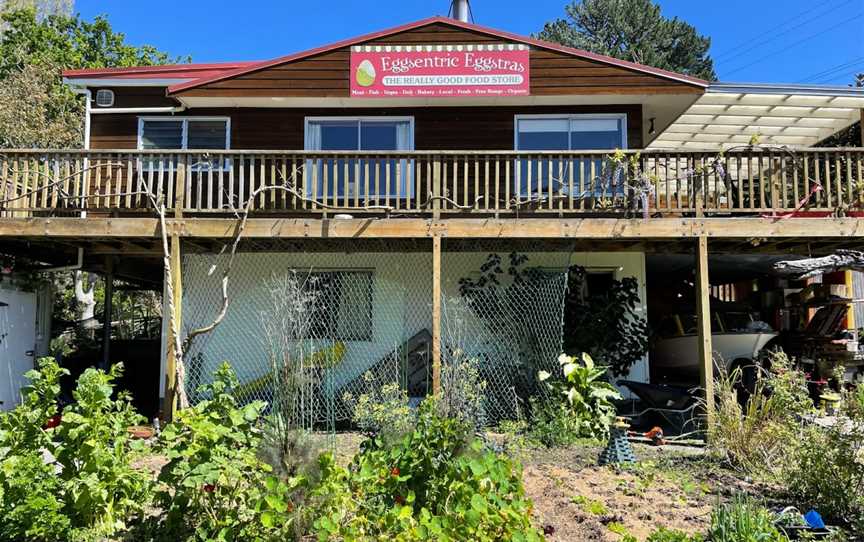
[[617, 380, 701, 435]]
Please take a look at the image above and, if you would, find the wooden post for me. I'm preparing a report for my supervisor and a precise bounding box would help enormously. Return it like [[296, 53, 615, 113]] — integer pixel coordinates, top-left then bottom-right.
[[431, 235, 442, 395], [101, 255, 114, 370], [163, 158, 185, 420], [695, 236, 715, 428], [432, 156, 442, 221]]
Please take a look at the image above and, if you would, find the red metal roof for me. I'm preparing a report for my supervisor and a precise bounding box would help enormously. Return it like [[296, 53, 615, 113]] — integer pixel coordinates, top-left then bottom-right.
[[167, 16, 708, 94], [63, 17, 709, 91], [62, 61, 259, 81]]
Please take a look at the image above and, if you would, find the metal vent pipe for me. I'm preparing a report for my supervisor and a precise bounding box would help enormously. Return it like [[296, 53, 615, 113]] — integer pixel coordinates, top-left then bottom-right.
[[451, 0, 470, 22]]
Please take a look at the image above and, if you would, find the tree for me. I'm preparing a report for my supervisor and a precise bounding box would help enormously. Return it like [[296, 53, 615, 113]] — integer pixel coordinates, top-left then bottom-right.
[[0, 8, 187, 147], [536, 0, 716, 81]]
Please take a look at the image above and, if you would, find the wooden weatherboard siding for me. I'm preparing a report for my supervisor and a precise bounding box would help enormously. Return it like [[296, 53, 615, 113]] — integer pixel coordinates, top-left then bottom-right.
[[90, 104, 642, 150], [173, 23, 702, 98]]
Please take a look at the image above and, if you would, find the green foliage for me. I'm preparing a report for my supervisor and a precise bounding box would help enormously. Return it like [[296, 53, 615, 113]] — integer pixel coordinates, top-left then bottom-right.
[[52, 363, 151, 533], [152, 362, 302, 541], [843, 381, 864, 421], [709, 495, 787, 542], [532, 352, 621, 446], [438, 357, 488, 433], [646, 527, 704, 542], [562, 265, 649, 377], [0, 358, 151, 541], [344, 376, 414, 439], [708, 360, 808, 476], [782, 422, 864, 532], [313, 399, 544, 541], [571, 495, 608, 516], [536, 0, 716, 81], [0, 7, 186, 148], [764, 350, 812, 419]]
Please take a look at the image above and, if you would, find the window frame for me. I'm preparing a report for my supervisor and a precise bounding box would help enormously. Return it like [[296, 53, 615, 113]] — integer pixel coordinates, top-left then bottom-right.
[[512, 113, 629, 199], [136, 116, 232, 151], [293, 268, 375, 342], [303, 116, 415, 151], [513, 113, 628, 151], [303, 116, 416, 200]]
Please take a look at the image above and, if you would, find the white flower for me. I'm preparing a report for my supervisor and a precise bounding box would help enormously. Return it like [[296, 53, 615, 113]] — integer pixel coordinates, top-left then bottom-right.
[[558, 353, 571, 365], [854, 447, 864, 466], [538, 370, 551, 382], [563, 363, 578, 378]]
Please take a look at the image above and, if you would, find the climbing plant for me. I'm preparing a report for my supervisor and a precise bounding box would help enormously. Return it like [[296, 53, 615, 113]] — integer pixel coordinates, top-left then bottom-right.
[[562, 264, 649, 377]]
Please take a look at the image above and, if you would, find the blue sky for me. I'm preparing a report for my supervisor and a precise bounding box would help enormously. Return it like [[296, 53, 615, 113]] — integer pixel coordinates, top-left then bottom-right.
[[75, 0, 864, 84]]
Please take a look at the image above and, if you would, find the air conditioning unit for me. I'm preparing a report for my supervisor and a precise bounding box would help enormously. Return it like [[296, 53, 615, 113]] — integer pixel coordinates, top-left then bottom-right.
[[94, 89, 114, 107]]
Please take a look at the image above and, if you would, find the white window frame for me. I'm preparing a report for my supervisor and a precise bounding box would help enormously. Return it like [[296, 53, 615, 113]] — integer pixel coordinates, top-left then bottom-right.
[[303, 116, 415, 151], [303, 116, 416, 199], [513, 113, 628, 151], [512, 113, 628, 199], [137, 116, 231, 172]]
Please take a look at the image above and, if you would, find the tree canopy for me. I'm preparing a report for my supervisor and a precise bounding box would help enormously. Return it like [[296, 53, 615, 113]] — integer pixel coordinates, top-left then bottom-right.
[[536, 0, 716, 81], [0, 7, 186, 147]]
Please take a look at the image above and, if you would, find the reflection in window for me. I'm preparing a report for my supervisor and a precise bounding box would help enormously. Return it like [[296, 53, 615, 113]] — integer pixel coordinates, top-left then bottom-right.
[[514, 115, 627, 201], [305, 118, 414, 200]]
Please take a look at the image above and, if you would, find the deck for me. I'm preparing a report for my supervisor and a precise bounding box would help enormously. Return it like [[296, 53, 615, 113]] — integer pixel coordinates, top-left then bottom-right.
[[2, 148, 863, 219]]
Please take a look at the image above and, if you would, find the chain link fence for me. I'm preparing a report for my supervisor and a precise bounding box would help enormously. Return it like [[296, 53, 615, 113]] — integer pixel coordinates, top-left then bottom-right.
[[181, 241, 569, 429]]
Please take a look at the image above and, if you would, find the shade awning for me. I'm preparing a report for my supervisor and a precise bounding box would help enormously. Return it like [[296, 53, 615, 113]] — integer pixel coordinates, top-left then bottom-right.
[[648, 82, 864, 150]]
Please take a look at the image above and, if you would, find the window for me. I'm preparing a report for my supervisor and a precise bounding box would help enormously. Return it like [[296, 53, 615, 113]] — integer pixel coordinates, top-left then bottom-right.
[[138, 117, 230, 170], [305, 117, 414, 200], [303, 271, 373, 341], [514, 114, 627, 200]]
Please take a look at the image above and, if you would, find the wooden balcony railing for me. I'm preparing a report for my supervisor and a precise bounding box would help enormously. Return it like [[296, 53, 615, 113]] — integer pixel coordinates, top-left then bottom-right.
[[1, 148, 863, 219]]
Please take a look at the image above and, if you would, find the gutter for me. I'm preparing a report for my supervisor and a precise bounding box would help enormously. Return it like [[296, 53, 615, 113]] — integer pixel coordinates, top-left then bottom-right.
[[89, 106, 187, 115]]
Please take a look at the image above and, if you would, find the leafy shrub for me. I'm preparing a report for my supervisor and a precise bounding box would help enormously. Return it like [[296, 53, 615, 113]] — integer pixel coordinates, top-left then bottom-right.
[[563, 264, 649, 377], [343, 374, 414, 439], [438, 357, 487, 433], [709, 495, 786, 542], [313, 399, 543, 541], [843, 381, 864, 421], [152, 362, 302, 541], [646, 527, 704, 542], [763, 350, 812, 418], [531, 352, 621, 446], [0, 358, 151, 541], [782, 422, 864, 532]]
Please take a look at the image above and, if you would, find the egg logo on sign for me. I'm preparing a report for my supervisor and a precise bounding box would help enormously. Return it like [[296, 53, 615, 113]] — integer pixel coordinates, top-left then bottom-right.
[[356, 59, 376, 87]]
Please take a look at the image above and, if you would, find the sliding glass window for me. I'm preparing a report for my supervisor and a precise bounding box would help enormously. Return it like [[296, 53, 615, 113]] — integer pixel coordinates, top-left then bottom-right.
[[514, 115, 627, 202], [305, 118, 414, 201]]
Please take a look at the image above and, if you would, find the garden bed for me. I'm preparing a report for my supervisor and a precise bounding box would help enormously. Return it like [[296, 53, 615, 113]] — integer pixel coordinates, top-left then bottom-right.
[[303, 432, 771, 542]]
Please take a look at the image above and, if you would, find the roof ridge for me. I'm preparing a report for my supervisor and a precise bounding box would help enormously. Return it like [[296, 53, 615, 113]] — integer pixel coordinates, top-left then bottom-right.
[[166, 15, 708, 94]]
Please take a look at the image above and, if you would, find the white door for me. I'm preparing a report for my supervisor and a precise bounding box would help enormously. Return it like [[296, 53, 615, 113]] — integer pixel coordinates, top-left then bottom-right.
[[0, 289, 37, 411]]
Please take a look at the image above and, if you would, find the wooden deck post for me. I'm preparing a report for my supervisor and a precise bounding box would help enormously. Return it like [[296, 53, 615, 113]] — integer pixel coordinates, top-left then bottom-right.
[[163, 159, 185, 421], [431, 235, 442, 395], [695, 236, 715, 429]]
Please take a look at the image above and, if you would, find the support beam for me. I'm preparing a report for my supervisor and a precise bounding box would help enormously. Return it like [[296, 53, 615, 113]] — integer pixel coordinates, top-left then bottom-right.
[[100, 256, 114, 370], [431, 235, 442, 395], [695, 236, 715, 429], [4, 217, 864, 240], [163, 159, 186, 420]]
